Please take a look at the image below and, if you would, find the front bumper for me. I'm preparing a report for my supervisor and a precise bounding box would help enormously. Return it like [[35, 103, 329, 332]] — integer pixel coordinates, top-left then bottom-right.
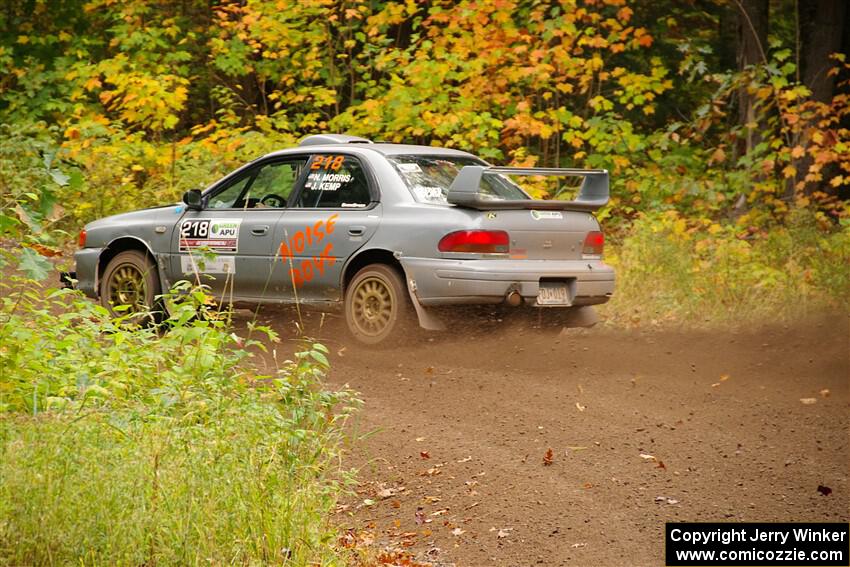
[[400, 257, 615, 307], [70, 247, 101, 298]]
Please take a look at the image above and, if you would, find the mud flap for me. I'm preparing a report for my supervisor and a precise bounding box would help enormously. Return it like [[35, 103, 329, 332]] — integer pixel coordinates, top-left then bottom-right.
[[406, 277, 446, 331]]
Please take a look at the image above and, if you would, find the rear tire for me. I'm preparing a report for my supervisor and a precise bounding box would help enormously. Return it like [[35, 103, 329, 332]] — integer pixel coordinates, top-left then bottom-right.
[[344, 264, 411, 345], [99, 250, 162, 324]]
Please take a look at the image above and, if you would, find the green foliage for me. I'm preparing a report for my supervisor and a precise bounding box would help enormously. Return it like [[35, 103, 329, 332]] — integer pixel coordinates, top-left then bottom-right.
[[0, 0, 847, 300], [0, 281, 359, 565], [601, 210, 850, 326]]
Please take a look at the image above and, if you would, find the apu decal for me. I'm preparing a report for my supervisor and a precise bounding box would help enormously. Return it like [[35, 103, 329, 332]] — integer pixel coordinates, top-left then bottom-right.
[[279, 214, 338, 288], [179, 218, 242, 252]]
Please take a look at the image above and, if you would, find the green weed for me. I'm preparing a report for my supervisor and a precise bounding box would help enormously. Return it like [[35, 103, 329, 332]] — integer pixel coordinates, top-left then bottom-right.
[[0, 280, 359, 566], [600, 210, 850, 326]]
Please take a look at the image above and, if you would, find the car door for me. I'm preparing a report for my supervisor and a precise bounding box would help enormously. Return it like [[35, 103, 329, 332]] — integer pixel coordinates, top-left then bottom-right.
[[274, 152, 381, 303], [171, 156, 308, 300]]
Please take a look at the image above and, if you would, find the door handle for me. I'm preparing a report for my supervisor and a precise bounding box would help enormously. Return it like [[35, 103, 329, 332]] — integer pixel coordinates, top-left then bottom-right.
[[251, 225, 269, 236], [348, 226, 365, 236]]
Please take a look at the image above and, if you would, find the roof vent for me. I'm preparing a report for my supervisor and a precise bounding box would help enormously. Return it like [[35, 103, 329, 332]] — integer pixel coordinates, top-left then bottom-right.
[[298, 134, 373, 147]]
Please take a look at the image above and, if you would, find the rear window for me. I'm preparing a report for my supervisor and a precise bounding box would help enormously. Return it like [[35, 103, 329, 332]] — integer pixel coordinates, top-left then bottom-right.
[[389, 155, 529, 204]]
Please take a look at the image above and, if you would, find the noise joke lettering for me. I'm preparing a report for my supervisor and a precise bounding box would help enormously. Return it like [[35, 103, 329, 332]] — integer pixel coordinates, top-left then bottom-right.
[[279, 214, 339, 288]]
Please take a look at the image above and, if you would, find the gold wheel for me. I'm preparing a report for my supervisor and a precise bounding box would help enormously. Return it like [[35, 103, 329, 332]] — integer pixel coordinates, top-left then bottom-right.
[[99, 250, 161, 322], [351, 276, 394, 336], [107, 264, 148, 314], [344, 264, 410, 345]]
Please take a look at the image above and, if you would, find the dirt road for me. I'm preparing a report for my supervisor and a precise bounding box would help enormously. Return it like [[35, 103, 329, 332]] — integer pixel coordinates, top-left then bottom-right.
[[256, 311, 848, 567]]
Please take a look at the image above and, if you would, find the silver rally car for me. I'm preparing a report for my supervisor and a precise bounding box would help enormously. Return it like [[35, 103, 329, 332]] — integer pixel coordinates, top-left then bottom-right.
[[66, 134, 615, 344]]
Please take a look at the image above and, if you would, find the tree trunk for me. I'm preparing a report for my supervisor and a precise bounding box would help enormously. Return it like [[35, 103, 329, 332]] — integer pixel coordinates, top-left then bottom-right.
[[799, 0, 847, 103], [735, 0, 769, 155], [797, 0, 848, 198]]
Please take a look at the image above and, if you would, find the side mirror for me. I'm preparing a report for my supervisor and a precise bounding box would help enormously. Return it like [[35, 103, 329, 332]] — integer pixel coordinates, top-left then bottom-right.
[[182, 189, 204, 211]]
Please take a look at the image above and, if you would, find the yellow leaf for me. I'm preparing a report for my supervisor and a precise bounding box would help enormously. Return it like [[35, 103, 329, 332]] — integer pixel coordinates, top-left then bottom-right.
[[790, 145, 805, 159], [782, 165, 797, 178]]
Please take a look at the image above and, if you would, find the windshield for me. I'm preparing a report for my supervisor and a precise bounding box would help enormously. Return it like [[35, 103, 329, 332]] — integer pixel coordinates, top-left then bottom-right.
[[389, 155, 530, 204]]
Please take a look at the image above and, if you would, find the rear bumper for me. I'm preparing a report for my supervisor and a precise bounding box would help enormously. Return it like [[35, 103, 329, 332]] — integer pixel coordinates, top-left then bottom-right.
[[399, 257, 614, 307]]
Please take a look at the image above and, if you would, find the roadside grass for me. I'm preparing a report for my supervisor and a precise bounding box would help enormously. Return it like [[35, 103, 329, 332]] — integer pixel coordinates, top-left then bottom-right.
[[0, 280, 359, 566], [599, 210, 850, 327]]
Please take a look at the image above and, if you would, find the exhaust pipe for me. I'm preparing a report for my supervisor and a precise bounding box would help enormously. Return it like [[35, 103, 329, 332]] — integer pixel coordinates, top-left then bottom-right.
[[505, 290, 523, 307]]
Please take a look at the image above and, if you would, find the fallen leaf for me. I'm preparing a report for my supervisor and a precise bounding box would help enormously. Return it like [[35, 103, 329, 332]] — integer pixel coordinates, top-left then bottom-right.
[[640, 453, 657, 461], [711, 382, 721, 388], [415, 508, 426, 525], [425, 366, 434, 375], [430, 509, 448, 516], [424, 495, 442, 503], [571, 542, 587, 548], [451, 527, 465, 536], [377, 488, 396, 500], [497, 528, 512, 538], [667, 498, 679, 505], [336, 346, 346, 357], [817, 485, 832, 496], [415, 437, 426, 442], [657, 460, 666, 470], [543, 448, 554, 466], [800, 398, 817, 405], [719, 374, 730, 382], [583, 482, 593, 489], [392, 500, 401, 509], [362, 498, 376, 507], [457, 456, 472, 463], [819, 389, 831, 398], [27, 243, 62, 257], [420, 450, 430, 459], [575, 402, 586, 412]]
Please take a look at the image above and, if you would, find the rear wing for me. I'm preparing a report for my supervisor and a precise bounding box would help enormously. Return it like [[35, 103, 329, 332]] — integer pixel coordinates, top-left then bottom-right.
[[447, 166, 609, 212]]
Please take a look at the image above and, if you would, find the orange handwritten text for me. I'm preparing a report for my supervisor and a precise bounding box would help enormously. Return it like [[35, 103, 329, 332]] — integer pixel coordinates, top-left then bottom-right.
[[279, 214, 338, 287]]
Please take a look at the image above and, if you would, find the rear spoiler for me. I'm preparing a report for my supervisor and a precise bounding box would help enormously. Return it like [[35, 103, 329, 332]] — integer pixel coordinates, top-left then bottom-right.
[[447, 166, 609, 212]]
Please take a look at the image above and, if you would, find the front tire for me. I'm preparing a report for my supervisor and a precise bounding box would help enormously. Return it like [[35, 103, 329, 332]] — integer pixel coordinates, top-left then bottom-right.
[[99, 250, 162, 323], [344, 264, 411, 345]]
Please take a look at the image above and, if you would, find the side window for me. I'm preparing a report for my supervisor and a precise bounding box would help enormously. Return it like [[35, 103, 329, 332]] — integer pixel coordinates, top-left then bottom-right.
[[209, 173, 252, 209], [208, 159, 307, 209], [249, 160, 305, 208], [296, 154, 372, 208]]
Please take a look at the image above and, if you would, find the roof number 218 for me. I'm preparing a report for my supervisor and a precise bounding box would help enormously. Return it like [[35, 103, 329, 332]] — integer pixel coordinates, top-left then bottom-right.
[[311, 155, 345, 171]]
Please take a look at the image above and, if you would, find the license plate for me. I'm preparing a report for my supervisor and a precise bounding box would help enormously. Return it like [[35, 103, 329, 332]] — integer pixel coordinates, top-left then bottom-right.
[[537, 284, 571, 306]]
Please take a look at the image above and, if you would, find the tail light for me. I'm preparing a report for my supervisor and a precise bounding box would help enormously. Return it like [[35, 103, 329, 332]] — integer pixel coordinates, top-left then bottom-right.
[[78, 229, 87, 248], [582, 231, 604, 258], [438, 230, 509, 254]]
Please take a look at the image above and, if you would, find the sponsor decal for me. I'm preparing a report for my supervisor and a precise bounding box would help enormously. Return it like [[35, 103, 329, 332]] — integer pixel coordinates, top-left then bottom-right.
[[397, 162, 423, 173], [180, 254, 235, 274], [279, 214, 339, 288], [530, 210, 563, 220], [179, 218, 241, 252]]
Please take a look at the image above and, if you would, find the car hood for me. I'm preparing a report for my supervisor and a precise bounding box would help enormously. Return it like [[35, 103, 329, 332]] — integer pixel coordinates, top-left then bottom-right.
[[83, 204, 184, 250]]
